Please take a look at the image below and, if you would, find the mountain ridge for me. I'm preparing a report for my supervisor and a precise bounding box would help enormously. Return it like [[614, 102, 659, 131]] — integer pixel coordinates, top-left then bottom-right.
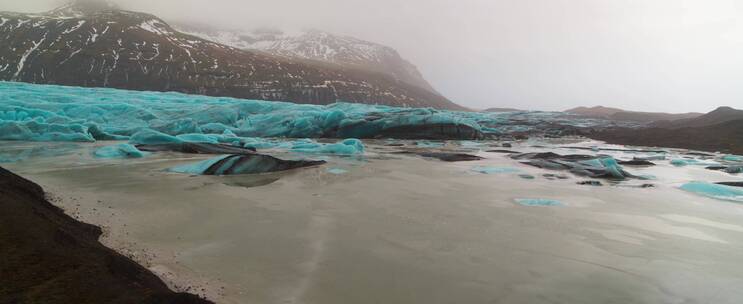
[[566, 106, 703, 123], [172, 23, 439, 94], [0, 2, 464, 110]]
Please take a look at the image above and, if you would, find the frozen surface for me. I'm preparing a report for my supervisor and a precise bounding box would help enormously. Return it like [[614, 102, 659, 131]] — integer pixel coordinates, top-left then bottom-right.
[[0, 82, 637, 144]]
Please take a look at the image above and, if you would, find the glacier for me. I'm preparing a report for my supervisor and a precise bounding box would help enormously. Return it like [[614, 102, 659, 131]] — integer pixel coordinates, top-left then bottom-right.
[[0, 82, 632, 145]]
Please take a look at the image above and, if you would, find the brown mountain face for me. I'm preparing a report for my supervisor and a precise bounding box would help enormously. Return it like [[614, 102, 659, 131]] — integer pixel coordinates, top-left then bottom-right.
[[589, 106, 743, 154], [651, 106, 743, 129], [0, 2, 464, 110], [566, 106, 702, 123]]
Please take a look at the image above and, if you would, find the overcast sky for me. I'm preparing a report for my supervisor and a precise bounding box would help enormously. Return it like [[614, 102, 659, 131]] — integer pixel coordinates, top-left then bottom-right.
[[3, 0, 743, 112]]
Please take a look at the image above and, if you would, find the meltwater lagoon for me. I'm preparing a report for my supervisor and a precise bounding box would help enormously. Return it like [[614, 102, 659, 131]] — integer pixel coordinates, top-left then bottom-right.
[[2, 82, 743, 304]]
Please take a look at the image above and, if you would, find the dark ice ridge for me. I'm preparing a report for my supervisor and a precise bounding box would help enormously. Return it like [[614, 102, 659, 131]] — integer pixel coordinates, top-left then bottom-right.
[[511, 152, 637, 180]]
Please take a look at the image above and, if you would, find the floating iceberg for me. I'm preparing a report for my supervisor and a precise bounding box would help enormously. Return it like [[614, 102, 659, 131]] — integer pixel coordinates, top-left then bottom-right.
[[514, 198, 563, 207], [169, 154, 325, 175], [670, 159, 720, 167], [94, 144, 148, 159], [326, 168, 349, 175], [0, 82, 635, 144], [512, 152, 633, 180], [290, 139, 365, 155], [680, 182, 743, 202], [471, 166, 520, 174], [722, 155, 743, 162]]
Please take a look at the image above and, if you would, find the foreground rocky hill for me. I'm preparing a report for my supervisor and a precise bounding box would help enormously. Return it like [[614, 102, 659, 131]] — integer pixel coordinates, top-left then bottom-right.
[[0, 166, 212, 303], [0, 1, 463, 110]]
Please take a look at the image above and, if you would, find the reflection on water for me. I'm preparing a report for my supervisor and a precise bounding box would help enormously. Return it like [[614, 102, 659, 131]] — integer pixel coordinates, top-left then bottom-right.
[[3, 139, 743, 304]]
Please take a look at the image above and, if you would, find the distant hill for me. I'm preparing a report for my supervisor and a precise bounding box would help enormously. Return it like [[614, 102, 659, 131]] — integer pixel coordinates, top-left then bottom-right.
[[590, 106, 743, 154], [566, 106, 703, 123], [566, 106, 625, 118], [652, 106, 743, 129], [483, 107, 523, 113]]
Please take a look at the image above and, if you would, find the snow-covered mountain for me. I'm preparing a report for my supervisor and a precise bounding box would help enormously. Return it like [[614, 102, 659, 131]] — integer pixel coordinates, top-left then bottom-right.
[[174, 24, 439, 94], [0, 1, 463, 110]]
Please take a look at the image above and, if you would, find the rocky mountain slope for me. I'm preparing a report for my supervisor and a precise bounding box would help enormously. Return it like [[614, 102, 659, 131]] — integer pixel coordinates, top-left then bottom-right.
[[173, 23, 438, 94], [0, 166, 212, 303], [651, 106, 743, 129], [0, 1, 463, 110], [566, 106, 702, 123], [589, 106, 743, 154]]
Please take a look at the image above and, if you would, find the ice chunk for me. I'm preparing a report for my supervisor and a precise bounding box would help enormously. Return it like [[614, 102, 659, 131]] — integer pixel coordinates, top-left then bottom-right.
[[169, 155, 231, 175], [471, 166, 520, 174], [169, 154, 325, 175], [514, 198, 563, 207], [722, 155, 743, 162], [129, 129, 183, 145], [291, 139, 365, 155], [680, 182, 743, 202], [327, 168, 349, 175], [94, 144, 148, 159], [415, 141, 444, 148], [671, 159, 720, 167]]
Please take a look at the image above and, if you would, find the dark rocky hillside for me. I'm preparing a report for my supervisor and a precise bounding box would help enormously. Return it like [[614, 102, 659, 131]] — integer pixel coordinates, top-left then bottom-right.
[[590, 117, 743, 154], [0, 2, 464, 110], [0, 166, 212, 303]]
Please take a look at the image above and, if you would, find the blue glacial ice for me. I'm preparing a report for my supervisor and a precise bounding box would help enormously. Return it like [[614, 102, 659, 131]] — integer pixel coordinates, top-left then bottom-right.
[[722, 155, 743, 162], [169, 156, 231, 175], [290, 139, 365, 155], [327, 168, 349, 175], [471, 166, 521, 174], [168, 154, 325, 175], [680, 182, 743, 202], [670, 159, 720, 167], [0, 82, 633, 144], [514, 198, 563, 207], [94, 144, 148, 159]]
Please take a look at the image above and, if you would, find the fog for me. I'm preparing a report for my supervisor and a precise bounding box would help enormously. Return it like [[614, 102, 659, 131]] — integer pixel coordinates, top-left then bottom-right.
[[3, 0, 743, 112]]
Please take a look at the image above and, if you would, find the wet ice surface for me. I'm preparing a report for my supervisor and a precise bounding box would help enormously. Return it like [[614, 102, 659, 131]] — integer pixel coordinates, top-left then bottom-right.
[[4, 139, 743, 304]]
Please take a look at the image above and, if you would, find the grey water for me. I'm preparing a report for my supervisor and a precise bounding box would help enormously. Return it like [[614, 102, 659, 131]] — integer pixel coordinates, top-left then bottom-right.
[[3, 139, 743, 304]]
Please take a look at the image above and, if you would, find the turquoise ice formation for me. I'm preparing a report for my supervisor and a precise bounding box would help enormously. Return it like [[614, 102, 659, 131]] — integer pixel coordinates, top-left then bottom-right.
[[0, 82, 632, 144], [169, 156, 231, 175], [670, 159, 720, 167], [471, 166, 520, 174], [680, 182, 743, 202], [168, 154, 324, 175], [722, 155, 743, 162], [290, 139, 365, 155], [94, 144, 148, 159], [327, 168, 349, 175], [514, 198, 563, 207]]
